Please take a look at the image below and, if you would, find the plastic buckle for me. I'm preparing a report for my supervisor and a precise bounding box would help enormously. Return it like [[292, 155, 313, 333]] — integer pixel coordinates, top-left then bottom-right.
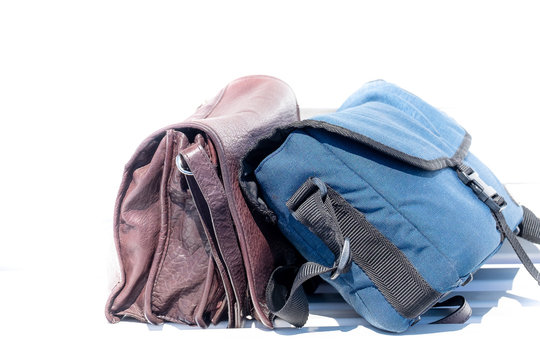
[[330, 237, 352, 280], [456, 166, 507, 213]]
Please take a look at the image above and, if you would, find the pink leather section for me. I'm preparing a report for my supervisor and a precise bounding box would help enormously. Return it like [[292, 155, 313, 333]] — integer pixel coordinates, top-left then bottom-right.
[[181, 142, 248, 327], [105, 75, 299, 328], [105, 96, 226, 325], [144, 131, 226, 326], [182, 76, 301, 327]]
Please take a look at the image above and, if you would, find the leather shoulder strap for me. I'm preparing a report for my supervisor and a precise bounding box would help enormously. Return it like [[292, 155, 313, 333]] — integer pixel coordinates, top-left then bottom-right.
[[180, 142, 248, 328], [181, 76, 301, 327]]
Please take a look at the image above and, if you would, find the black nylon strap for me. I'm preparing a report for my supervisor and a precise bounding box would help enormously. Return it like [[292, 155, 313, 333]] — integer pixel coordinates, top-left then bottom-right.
[[286, 177, 345, 260], [519, 206, 540, 245], [287, 178, 441, 319], [266, 263, 333, 327], [454, 165, 540, 285], [265, 266, 472, 328], [494, 210, 540, 285], [267, 173, 540, 329], [327, 187, 441, 318], [430, 295, 472, 325], [266, 178, 453, 328]]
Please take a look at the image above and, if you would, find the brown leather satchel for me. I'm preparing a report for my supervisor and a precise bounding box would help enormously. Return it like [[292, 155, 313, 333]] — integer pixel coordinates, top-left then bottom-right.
[[105, 75, 300, 328]]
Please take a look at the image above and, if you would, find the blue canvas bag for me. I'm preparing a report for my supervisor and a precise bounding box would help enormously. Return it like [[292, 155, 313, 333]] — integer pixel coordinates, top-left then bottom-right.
[[241, 80, 540, 333]]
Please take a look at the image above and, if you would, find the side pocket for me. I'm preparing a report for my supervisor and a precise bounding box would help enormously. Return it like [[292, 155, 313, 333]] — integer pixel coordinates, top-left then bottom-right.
[[107, 132, 171, 322]]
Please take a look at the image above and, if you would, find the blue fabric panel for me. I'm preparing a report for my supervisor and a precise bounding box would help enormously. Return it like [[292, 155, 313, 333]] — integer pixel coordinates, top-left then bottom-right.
[[311, 80, 466, 162], [465, 153, 523, 232], [307, 129, 522, 278], [255, 131, 412, 332], [255, 130, 522, 332], [254, 80, 524, 333]]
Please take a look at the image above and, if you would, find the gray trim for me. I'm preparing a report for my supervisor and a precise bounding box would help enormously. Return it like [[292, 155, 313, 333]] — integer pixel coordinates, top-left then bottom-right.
[[296, 120, 471, 171]]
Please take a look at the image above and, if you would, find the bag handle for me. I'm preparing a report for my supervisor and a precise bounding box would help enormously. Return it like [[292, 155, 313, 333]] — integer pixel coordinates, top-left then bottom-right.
[[179, 142, 248, 328]]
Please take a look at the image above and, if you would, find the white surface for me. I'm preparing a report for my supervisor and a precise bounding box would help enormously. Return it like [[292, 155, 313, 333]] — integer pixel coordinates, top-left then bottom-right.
[[1, 1, 540, 359]]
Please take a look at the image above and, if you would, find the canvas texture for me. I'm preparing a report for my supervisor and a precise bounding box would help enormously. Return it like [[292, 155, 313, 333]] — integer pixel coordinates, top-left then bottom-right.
[[254, 80, 523, 332]]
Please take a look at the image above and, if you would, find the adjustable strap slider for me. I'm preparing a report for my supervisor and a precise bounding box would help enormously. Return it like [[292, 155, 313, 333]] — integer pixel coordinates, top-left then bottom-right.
[[456, 165, 507, 212]]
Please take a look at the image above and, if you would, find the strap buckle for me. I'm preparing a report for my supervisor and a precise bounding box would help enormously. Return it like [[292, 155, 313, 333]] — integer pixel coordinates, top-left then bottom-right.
[[456, 165, 507, 213]]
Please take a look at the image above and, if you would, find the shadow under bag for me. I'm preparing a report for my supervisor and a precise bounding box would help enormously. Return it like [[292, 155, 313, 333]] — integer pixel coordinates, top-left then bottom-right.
[[242, 80, 540, 333], [105, 76, 300, 328]]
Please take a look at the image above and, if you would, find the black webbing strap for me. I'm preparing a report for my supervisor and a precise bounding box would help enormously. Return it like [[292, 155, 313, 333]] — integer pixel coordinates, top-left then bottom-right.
[[494, 210, 540, 285], [455, 165, 540, 285], [430, 295, 472, 325], [266, 177, 472, 328], [519, 206, 540, 245], [266, 263, 335, 327]]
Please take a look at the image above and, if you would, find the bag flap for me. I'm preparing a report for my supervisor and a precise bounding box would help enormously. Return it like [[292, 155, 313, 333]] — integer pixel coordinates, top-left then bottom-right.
[[307, 80, 471, 170]]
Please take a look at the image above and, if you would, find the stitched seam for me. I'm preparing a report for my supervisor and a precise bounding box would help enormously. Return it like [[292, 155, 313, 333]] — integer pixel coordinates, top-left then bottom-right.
[[147, 135, 173, 320], [119, 309, 146, 323], [254, 131, 297, 177], [298, 120, 463, 170], [157, 314, 193, 325]]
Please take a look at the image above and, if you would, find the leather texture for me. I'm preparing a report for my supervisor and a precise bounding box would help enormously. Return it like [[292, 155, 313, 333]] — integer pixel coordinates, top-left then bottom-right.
[[181, 142, 246, 327], [105, 75, 300, 328]]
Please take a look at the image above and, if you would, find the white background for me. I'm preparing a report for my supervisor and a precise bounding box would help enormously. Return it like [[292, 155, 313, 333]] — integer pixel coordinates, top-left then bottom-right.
[[1, 1, 539, 358]]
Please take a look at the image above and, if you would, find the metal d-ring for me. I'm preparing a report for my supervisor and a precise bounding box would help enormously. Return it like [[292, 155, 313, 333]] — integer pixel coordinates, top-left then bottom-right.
[[330, 237, 352, 280], [175, 154, 193, 176]]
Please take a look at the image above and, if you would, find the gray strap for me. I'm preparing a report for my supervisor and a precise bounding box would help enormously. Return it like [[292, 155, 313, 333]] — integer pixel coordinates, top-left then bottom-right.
[[454, 165, 540, 285], [266, 177, 463, 328], [494, 210, 540, 285], [288, 178, 441, 319], [266, 263, 333, 327], [430, 295, 472, 325], [519, 206, 540, 245]]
